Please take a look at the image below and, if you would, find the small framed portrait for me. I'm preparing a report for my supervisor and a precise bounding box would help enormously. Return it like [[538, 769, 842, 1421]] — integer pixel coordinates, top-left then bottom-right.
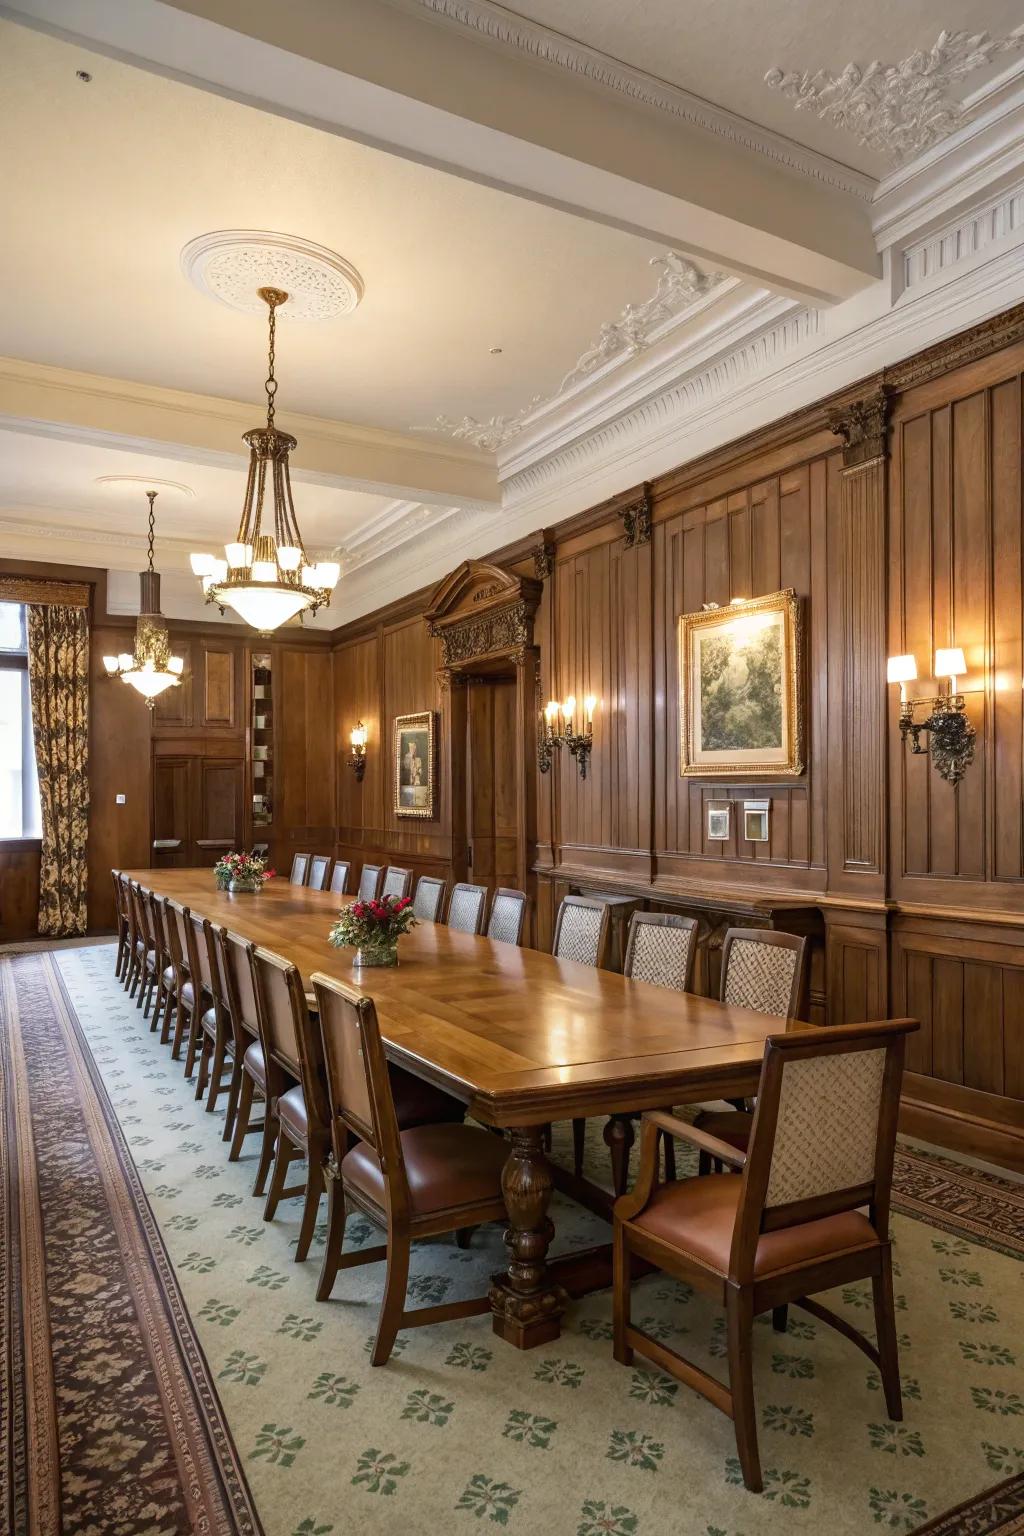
[[706, 801, 732, 841], [678, 588, 804, 777], [394, 712, 435, 818], [743, 799, 770, 843]]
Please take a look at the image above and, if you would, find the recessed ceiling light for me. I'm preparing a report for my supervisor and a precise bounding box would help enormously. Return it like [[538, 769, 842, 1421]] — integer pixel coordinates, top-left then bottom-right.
[[75, 70, 92, 82], [95, 475, 195, 500], [181, 231, 364, 321], [489, 346, 503, 354]]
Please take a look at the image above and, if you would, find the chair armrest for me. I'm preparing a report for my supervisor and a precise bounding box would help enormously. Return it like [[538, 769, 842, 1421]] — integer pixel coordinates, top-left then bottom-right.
[[643, 1111, 748, 1171]]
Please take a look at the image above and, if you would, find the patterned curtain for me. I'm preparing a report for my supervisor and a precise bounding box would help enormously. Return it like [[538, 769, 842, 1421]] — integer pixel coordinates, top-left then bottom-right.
[[26, 605, 90, 936]]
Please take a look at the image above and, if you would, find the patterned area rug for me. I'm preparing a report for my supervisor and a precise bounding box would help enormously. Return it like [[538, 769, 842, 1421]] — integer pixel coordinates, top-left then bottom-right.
[[6, 944, 1024, 1536]]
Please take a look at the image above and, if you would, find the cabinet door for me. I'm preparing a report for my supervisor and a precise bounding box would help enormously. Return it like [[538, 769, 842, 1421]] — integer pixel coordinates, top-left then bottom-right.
[[200, 644, 239, 729], [152, 642, 193, 727], [151, 754, 191, 866], [198, 757, 244, 859]]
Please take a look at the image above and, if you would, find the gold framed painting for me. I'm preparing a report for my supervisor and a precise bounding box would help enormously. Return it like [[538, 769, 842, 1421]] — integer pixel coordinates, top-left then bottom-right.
[[393, 711, 436, 818], [678, 588, 804, 778]]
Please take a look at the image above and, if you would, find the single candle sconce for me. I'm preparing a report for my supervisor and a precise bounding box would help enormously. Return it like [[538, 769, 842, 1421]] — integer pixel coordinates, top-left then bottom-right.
[[348, 721, 368, 782], [887, 649, 977, 787], [538, 694, 597, 779]]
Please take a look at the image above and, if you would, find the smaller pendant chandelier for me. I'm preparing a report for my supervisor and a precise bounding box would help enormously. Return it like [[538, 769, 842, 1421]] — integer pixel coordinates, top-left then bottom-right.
[[189, 286, 339, 633], [102, 491, 184, 709]]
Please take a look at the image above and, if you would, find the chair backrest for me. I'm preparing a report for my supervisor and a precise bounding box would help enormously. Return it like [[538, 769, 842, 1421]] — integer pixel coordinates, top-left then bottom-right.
[[164, 897, 192, 984], [486, 887, 528, 946], [412, 875, 446, 922], [730, 1019, 916, 1281], [382, 866, 413, 900], [251, 947, 326, 1120], [720, 929, 807, 1020], [204, 919, 228, 1010], [122, 876, 139, 947], [311, 971, 404, 1204], [111, 869, 126, 924], [188, 910, 214, 995], [307, 854, 331, 891], [289, 853, 311, 886], [552, 896, 610, 968], [447, 882, 488, 935], [133, 882, 157, 949], [217, 928, 260, 1048], [623, 912, 697, 992], [146, 888, 167, 957], [329, 860, 351, 895], [357, 864, 384, 901]]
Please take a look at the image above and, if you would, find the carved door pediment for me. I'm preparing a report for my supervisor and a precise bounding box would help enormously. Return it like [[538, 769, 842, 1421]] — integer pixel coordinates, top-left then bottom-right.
[[425, 559, 541, 669]]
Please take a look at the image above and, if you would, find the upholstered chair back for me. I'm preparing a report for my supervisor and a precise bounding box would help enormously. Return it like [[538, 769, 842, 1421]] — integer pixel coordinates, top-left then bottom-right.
[[289, 853, 310, 886], [447, 882, 488, 935], [329, 861, 351, 895], [412, 876, 446, 922], [382, 866, 413, 900], [552, 896, 610, 968], [624, 912, 697, 992], [251, 947, 328, 1124], [357, 864, 384, 901], [312, 973, 402, 1178], [486, 888, 528, 946], [720, 929, 806, 1020], [219, 929, 259, 1045], [307, 854, 331, 891]]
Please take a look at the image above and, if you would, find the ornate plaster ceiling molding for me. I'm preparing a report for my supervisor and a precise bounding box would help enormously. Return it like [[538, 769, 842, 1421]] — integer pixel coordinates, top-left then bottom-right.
[[333, 500, 465, 574], [426, 253, 727, 453], [398, 0, 873, 199], [766, 27, 1024, 167], [180, 230, 364, 320], [95, 474, 196, 499]]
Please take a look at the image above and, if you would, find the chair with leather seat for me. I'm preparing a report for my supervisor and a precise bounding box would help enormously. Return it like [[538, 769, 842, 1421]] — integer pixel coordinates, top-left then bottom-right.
[[130, 882, 160, 1018], [148, 890, 177, 1040], [381, 866, 413, 900], [289, 852, 311, 886], [412, 875, 446, 922], [189, 913, 233, 1110], [486, 887, 528, 946], [446, 882, 488, 935], [575, 911, 699, 1191], [111, 869, 129, 981], [693, 928, 808, 1171], [307, 854, 331, 892], [122, 875, 143, 996], [311, 971, 509, 1363], [329, 860, 350, 896], [165, 898, 198, 1064], [357, 863, 384, 901], [218, 928, 279, 1192], [613, 1017, 916, 1492]]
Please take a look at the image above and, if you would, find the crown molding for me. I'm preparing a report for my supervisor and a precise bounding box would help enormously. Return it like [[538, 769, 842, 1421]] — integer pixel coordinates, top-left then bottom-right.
[[396, 0, 874, 200]]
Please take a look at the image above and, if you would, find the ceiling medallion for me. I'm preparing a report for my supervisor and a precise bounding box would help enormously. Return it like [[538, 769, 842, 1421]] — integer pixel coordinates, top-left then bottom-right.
[[102, 492, 184, 708], [95, 474, 195, 499], [180, 230, 364, 321], [189, 287, 340, 633]]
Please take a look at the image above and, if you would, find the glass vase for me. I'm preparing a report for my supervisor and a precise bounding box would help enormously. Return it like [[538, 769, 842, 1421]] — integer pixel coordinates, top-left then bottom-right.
[[215, 872, 230, 890], [229, 877, 261, 894], [354, 938, 399, 968]]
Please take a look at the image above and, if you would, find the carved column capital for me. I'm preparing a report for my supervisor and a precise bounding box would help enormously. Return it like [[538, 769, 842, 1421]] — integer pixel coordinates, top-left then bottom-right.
[[827, 386, 891, 470], [531, 540, 556, 580], [620, 484, 653, 547]]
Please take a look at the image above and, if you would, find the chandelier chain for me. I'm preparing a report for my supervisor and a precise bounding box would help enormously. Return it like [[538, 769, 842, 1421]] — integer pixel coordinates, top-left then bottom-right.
[[146, 490, 157, 573], [265, 294, 278, 429]]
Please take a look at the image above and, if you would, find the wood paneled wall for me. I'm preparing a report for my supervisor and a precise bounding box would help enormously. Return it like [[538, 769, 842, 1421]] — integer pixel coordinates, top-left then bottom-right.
[[332, 307, 1024, 1169]]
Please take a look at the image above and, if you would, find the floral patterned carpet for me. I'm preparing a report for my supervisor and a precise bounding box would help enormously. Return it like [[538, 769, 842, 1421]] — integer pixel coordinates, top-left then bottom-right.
[[5, 941, 1024, 1536]]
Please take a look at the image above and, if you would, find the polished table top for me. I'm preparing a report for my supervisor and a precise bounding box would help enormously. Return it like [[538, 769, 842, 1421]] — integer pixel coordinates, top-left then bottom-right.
[[124, 868, 785, 1126]]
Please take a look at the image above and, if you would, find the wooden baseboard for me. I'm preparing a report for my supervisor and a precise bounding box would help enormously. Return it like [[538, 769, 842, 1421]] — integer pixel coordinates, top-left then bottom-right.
[[899, 1094, 1024, 1174]]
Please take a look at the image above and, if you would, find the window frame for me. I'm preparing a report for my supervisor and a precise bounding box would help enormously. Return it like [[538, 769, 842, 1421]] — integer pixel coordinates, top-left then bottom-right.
[[0, 606, 42, 843]]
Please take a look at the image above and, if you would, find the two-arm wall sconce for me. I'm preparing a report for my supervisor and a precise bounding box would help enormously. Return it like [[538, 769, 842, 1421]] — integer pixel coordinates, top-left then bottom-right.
[[538, 694, 597, 779], [887, 648, 976, 787], [348, 721, 368, 782]]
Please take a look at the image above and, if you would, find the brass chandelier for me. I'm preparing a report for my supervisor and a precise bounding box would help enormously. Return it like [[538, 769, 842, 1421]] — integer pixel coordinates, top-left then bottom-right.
[[189, 286, 339, 632], [103, 490, 184, 707]]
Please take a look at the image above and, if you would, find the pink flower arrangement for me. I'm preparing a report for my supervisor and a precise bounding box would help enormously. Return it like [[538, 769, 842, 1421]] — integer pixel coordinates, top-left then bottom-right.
[[214, 851, 275, 886]]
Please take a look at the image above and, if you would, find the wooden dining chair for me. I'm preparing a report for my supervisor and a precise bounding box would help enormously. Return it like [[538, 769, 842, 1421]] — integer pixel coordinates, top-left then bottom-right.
[[693, 929, 809, 1170], [412, 875, 446, 922], [111, 869, 129, 980], [250, 947, 332, 1261], [329, 860, 350, 896], [194, 917, 236, 1119], [307, 854, 331, 892], [357, 863, 384, 901], [311, 972, 509, 1363], [219, 928, 280, 1193], [552, 895, 611, 968], [381, 866, 413, 900], [129, 881, 158, 1015], [447, 882, 488, 935], [148, 889, 177, 1036], [289, 852, 311, 886], [576, 912, 700, 1190], [121, 874, 142, 995], [486, 888, 528, 946], [165, 898, 198, 1064], [613, 1017, 916, 1492]]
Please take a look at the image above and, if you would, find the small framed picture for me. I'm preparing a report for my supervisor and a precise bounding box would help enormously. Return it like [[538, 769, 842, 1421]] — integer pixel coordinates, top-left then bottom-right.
[[394, 711, 436, 818], [743, 799, 770, 842], [707, 802, 731, 841]]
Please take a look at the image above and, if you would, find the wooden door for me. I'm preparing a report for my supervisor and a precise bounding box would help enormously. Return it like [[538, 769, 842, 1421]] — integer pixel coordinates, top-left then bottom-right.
[[465, 677, 518, 899]]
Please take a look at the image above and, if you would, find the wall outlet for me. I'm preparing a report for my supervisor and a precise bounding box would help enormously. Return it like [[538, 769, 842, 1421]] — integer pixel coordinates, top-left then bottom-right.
[[115, 793, 126, 805]]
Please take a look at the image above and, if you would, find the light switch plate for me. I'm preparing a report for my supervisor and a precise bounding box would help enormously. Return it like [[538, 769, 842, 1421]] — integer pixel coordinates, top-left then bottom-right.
[[115, 793, 126, 805]]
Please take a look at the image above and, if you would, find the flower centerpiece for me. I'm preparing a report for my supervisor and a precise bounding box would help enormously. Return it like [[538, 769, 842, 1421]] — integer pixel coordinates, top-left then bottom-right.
[[213, 851, 275, 894], [328, 893, 416, 968]]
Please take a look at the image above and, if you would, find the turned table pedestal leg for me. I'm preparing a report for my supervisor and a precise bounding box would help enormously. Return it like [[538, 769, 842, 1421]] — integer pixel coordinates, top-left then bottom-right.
[[490, 1125, 567, 1348]]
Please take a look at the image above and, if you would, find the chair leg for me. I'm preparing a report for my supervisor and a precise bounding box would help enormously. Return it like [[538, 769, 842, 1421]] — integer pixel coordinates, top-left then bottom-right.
[[612, 1222, 633, 1367], [183, 1008, 203, 1080], [228, 1071, 255, 1162], [371, 1224, 411, 1367], [195, 1034, 212, 1100], [697, 1150, 711, 1176], [262, 1133, 295, 1223], [222, 1059, 243, 1141], [572, 1118, 586, 1176], [295, 1157, 324, 1262], [454, 1226, 475, 1250], [726, 1285, 762, 1493], [772, 1304, 789, 1333], [662, 1130, 677, 1182], [604, 1114, 635, 1199], [316, 1176, 347, 1301], [873, 1249, 903, 1421], [151, 978, 166, 1037], [160, 994, 175, 1045], [170, 999, 189, 1062], [253, 1106, 278, 1197]]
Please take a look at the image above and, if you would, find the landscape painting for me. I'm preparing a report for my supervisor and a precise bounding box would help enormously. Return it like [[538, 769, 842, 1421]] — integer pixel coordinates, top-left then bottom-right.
[[679, 589, 803, 777]]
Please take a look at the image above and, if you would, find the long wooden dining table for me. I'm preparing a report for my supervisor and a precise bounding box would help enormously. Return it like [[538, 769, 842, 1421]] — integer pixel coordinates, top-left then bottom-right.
[[124, 869, 789, 1348]]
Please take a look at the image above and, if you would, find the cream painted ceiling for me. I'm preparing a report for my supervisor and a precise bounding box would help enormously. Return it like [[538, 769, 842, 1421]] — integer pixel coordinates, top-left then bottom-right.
[[455, 0, 1024, 175], [0, 18, 671, 436]]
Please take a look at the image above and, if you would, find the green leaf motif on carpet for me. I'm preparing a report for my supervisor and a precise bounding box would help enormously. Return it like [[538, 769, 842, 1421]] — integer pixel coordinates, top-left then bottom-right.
[[948, 1300, 999, 1324], [198, 1299, 239, 1327], [867, 1487, 929, 1528], [455, 1473, 522, 1523], [402, 1390, 455, 1427], [607, 1429, 664, 1472], [939, 1267, 983, 1288], [971, 1388, 1023, 1415], [251, 1424, 305, 1468], [867, 1424, 925, 1457], [178, 1251, 217, 1273], [629, 1370, 678, 1407], [292, 1520, 333, 1536], [165, 1214, 199, 1232], [219, 1350, 267, 1387], [762, 1404, 815, 1438], [406, 1273, 452, 1305], [577, 1500, 638, 1535], [959, 1340, 1016, 1367], [278, 1314, 323, 1342], [226, 1225, 265, 1247], [932, 1238, 971, 1257], [503, 1408, 557, 1448], [770, 1353, 814, 1379], [578, 1318, 614, 1341], [352, 1449, 411, 1496], [981, 1442, 1024, 1473], [725, 1461, 811, 1507], [446, 1341, 492, 1371], [308, 1373, 360, 1408], [212, 1191, 243, 1208], [247, 1265, 288, 1290], [534, 1358, 585, 1388], [867, 1372, 922, 1401]]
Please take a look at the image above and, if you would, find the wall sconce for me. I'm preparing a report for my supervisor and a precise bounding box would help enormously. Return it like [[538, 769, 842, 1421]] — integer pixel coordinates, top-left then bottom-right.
[[348, 720, 368, 782], [888, 648, 976, 787], [538, 694, 597, 779]]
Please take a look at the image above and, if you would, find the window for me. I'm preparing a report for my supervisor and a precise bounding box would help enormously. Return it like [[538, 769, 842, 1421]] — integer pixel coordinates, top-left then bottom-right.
[[0, 603, 42, 838]]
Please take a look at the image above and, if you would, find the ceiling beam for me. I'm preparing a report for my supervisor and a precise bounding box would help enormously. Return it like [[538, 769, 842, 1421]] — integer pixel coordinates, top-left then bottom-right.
[[6, 0, 880, 305]]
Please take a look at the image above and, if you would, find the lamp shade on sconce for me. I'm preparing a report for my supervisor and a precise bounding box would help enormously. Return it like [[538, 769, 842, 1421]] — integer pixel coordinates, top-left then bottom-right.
[[887, 654, 917, 685], [935, 647, 966, 683]]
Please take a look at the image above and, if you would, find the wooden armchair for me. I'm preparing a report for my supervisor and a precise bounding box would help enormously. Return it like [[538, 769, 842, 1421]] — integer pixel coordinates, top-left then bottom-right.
[[311, 971, 509, 1364], [218, 928, 276, 1192], [613, 1017, 916, 1492]]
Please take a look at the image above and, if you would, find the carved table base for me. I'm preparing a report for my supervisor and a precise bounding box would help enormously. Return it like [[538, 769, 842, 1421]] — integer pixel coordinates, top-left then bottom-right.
[[489, 1125, 568, 1348]]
